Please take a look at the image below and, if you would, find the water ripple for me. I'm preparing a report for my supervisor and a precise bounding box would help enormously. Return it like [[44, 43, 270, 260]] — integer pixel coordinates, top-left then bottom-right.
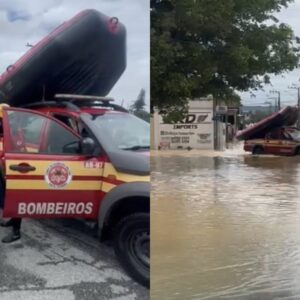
[[152, 153, 300, 300]]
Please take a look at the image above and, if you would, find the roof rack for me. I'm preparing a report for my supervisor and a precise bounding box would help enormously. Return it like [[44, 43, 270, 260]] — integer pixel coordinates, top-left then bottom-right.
[[55, 94, 114, 102], [54, 94, 128, 112], [21, 98, 128, 113], [67, 100, 128, 112], [22, 101, 80, 111]]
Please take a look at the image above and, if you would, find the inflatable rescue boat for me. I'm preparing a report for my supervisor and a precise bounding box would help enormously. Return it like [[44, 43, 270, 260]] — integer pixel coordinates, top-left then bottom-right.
[[0, 9, 126, 106], [236, 106, 298, 140]]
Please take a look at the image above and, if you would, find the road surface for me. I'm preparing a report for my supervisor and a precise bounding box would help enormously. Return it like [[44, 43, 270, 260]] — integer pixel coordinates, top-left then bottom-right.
[[0, 218, 148, 300]]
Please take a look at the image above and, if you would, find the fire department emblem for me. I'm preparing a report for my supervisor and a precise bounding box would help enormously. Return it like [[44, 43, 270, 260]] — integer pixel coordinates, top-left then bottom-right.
[[45, 162, 72, 189]]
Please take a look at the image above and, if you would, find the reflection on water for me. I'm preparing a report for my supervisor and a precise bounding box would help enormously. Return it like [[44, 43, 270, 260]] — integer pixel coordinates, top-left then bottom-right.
[[151, 151, 300, 299]]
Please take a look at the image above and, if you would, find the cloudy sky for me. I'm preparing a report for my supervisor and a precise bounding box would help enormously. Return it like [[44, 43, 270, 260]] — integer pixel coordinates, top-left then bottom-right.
[[241, 1, 300, 107], [0, 0, 149, 109]]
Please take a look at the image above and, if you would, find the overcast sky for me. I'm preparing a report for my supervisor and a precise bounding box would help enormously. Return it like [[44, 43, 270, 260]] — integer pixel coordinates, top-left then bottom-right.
[[241, 1, 300, 107], [0, 0, 149, 109]]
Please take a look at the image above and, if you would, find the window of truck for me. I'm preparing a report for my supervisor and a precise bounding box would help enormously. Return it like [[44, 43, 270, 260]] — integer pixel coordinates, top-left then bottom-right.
[[7, 110, 81, 155]]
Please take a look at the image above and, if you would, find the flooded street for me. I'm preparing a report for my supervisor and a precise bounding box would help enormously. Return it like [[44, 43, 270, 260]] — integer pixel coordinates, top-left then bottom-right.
[[151, 148, 300, 299]]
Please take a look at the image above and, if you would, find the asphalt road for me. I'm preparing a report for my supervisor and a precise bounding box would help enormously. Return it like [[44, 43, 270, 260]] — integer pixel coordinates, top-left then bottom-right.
[[0, 218, 148, 300]]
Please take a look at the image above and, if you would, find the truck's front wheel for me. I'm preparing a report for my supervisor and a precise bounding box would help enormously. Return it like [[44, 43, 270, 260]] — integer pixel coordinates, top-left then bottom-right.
[[295, 147, 300, 155], [252, 146, 264, 155], [113, 213, 149, 288]]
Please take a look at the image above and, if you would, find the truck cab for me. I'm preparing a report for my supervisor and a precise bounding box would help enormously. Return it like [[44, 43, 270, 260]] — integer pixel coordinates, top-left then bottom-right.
[[0, 97, 150, 287], [244, 126, 300, 155]]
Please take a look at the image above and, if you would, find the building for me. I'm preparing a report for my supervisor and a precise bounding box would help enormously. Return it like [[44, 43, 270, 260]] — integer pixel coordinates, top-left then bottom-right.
[[151, 98, 228, 150]]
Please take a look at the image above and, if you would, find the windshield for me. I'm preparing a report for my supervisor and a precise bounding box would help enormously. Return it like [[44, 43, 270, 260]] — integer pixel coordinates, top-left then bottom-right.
[[289, 130, 300, 140], [90, 113, 150, 150]]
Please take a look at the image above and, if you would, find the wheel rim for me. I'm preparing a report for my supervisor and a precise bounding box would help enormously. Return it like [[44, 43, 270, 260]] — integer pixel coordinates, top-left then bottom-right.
[[128, 229, 150, 269]]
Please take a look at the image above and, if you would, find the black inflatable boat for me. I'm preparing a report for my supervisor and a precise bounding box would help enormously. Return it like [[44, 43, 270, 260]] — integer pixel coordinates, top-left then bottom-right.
[[0, 9, 126, 106]]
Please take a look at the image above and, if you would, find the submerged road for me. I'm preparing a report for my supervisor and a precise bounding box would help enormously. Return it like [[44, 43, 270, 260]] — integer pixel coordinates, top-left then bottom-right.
[[152, 148, 300, 299], [0, 219, 148, 300]]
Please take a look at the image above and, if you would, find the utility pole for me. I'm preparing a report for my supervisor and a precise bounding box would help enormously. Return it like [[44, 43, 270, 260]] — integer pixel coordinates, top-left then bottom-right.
[[264, 101, 272, 115], [213, 96, 218, 150], [288, 84, 300, 129], [270, 90, 281, 111], [267, 96, 277, 112]]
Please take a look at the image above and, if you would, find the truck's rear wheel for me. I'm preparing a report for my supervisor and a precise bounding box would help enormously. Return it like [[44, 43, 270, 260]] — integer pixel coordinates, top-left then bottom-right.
[[252, 146, 264, 155], [113, 213, 149, 288]]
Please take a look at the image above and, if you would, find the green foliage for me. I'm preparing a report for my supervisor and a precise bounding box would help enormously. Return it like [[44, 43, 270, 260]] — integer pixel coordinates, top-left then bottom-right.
[[159, 104, 189, 123], [129, 89, 150, 122], [151, 0, 300, 120]]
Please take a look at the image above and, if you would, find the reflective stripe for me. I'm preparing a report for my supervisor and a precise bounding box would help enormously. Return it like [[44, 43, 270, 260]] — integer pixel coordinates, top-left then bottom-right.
[[6, 160, 104, 176], [7, 180, 102, 190], [6, 160, 149, 183], [102, 182, 115, 193], [103, 163, 149, 182]]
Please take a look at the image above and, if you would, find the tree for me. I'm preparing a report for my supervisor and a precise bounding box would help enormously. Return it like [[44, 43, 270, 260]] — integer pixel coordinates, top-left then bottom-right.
[[151, 0, 300, 120], [130, 89, 150, 122]]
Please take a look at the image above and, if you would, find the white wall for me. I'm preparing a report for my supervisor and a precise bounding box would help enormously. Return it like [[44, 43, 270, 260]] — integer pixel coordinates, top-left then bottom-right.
[[153, 100, 215, 150]]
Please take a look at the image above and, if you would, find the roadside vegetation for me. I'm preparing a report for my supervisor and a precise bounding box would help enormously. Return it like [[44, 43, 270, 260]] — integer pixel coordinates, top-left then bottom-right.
[[151, 0, 300, 121], [129, 88, 150, 122]]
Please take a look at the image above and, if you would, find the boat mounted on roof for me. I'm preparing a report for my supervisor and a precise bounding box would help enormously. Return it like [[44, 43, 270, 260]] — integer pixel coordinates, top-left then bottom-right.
[[236, 106, 299, 140], [0, 9, 126, 106]]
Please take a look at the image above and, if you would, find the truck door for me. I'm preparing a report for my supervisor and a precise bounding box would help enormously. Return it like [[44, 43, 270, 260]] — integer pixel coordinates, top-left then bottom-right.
[[278, 129, 295, 155], [2, 108, 106, 219], [265, 129, 280, 155]]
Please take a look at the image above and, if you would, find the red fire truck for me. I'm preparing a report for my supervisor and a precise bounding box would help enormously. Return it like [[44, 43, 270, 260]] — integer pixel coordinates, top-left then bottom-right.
[[0, 95, 150, 287]]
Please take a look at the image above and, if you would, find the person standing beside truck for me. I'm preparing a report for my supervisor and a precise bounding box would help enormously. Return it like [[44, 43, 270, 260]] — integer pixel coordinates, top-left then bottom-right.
[[1, 218, 22, 243], [0, 104, 22, 243]]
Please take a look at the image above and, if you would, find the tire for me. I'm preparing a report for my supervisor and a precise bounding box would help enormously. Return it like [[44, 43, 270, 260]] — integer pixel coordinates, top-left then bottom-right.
[[252, 146, 264, 155], [113, 213, 150, 288]]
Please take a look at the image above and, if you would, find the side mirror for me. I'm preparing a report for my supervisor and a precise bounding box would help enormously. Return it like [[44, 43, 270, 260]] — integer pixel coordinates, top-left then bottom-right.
[[81, 137, 96, 155]]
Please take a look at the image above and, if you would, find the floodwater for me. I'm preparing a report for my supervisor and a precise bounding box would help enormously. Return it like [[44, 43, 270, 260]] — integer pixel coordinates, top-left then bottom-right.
[[151, 147, 300, 299]]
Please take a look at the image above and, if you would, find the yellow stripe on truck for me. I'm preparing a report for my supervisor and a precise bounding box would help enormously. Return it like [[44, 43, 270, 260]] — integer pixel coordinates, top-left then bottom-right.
[[6, 160, 104, 176], [6, 160, 149, 185], [7, 180, 103, 190], [102, 182, 116, 193], [263, 144, 293, 148], [103, 163, 150, 183]]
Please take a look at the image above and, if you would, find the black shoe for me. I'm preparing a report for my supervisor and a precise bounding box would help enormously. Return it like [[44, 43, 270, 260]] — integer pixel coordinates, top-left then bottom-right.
[[0, 219, 14, 227], [2, 231, 21, 243]]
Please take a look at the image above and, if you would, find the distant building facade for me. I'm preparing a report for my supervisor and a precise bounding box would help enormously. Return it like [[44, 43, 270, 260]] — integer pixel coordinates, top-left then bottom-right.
[[152, 98, 226, 150]]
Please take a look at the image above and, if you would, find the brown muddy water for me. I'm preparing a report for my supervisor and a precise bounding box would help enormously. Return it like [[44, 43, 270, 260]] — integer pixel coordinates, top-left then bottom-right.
[[151, 148, 300, 299]]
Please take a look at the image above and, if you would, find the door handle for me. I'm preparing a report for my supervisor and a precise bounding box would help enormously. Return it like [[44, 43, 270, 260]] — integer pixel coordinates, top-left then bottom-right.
[[9, 163, 36, 173]]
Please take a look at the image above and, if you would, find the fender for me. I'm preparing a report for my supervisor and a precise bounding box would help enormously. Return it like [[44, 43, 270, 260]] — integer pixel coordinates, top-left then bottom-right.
[[98, 181, 150, 235]]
